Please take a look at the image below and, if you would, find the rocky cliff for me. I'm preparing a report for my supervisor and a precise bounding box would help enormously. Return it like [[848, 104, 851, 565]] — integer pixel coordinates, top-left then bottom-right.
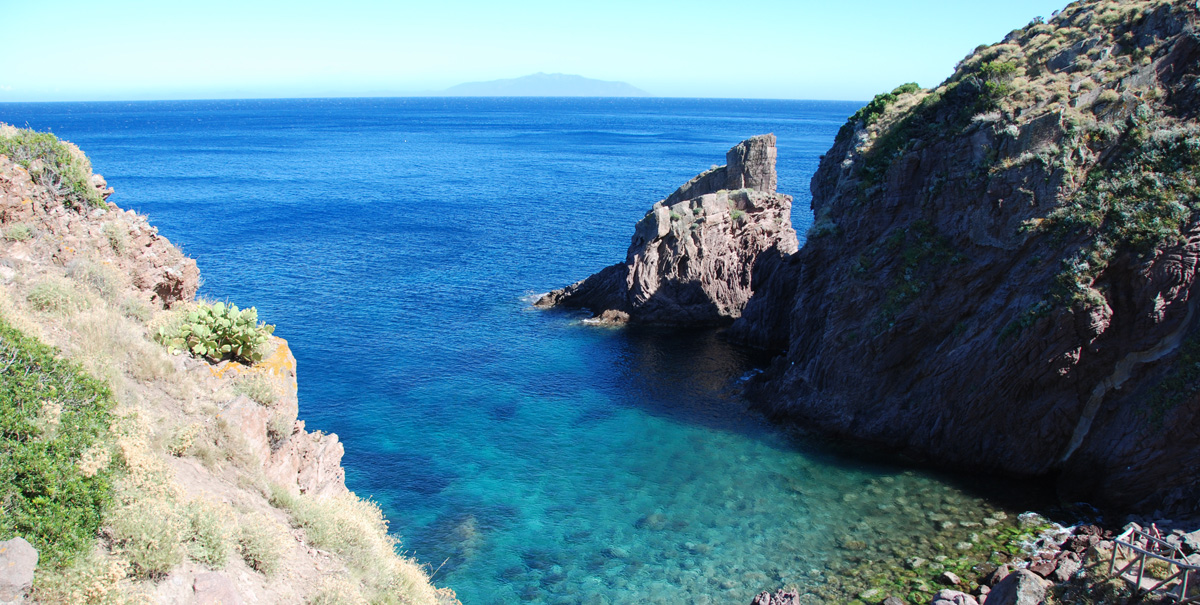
[[541, 0, 1200, 517], [0, 125, 454, 603], [732, 0, 1200, 516], [535, 134, 798, 324]]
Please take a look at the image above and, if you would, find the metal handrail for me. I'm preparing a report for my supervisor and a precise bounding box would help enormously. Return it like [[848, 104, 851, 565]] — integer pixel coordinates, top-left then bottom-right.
[[1108, 527, 1200, 603]]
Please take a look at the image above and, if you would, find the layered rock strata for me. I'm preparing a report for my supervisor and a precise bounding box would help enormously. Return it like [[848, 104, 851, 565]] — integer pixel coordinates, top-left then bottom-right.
[[535, 134, 798, 324]]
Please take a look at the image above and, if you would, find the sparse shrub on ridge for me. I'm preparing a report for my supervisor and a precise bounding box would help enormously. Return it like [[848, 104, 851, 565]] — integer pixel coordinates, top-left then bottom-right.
[[237, 513, 286, 576], [269, 485, 450, 604], [185, 500, 234, 569], [234, 373, 278, 406], [102, 222, 128, 256], [27, 279, 89, 315], [3, 222, 34, 241], [0, 126, 105, 209], [156, 301, 275, 364]]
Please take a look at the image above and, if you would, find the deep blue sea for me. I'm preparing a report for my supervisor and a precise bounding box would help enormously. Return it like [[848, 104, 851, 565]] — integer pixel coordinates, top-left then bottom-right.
[[0, 98, 1040, 603]]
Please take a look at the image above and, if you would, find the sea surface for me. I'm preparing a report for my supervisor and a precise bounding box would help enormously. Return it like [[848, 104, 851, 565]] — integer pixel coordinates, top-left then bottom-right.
[[0, 98, 1046, 603]]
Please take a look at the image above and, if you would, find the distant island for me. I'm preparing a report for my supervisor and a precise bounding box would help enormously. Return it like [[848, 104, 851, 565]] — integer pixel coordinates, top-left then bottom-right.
[[440, 73, 650, 97]]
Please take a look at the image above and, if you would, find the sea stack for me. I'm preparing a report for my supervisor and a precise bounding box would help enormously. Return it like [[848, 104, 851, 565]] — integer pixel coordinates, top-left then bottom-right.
[[535, 134, 798, 325]]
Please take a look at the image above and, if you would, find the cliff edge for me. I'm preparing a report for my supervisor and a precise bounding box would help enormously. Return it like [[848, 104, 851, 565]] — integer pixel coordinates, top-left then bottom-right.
[[734, 0, 1200, 515], [538, 0, 1200, 517], [0, 125, 456, 603]]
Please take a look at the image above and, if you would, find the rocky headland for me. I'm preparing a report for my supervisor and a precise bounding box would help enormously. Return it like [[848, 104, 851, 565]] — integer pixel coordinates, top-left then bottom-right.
[[540, 0, 1200, 518], [0, 125, 456, 603], [537, 0, 1200, 602]]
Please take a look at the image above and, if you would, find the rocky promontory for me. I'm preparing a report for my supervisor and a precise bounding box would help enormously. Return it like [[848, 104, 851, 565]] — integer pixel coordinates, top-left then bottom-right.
[[539, 0, 1200, 518], [535, 134, 797, 324]]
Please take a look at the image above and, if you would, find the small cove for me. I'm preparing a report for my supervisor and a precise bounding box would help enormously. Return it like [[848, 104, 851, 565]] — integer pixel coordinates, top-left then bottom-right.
[[0, 98, 1055, 603]]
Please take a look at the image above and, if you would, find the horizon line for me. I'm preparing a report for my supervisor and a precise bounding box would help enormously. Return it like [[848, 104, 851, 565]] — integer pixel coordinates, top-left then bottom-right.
[[0, 94, 871, 105]]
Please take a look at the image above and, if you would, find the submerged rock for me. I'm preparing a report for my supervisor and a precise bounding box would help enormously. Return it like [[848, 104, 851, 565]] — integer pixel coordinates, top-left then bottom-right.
[[536, 134, 797, 325], [750, 589, 801, 605]]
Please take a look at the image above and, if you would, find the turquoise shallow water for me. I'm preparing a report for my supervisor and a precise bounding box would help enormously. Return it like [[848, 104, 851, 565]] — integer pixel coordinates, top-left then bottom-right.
[[0, 98, 1046, 603]]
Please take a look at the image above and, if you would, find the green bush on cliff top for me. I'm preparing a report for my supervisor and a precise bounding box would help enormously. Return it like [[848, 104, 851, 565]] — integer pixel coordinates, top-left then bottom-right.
[[0, 314, 117, 568], [0, 126, 105, 209], [847, 82, 922, 127], [156, 301, 275, 364]]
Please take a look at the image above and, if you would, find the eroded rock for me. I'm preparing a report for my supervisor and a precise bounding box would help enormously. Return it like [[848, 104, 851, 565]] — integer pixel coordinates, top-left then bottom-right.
[[537, 135, 797, 325]]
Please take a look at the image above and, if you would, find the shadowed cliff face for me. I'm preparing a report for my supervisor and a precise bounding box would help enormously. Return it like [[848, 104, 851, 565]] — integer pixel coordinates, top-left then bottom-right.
[[731, 0, 1200, 515], [535, 134, 798, 325]]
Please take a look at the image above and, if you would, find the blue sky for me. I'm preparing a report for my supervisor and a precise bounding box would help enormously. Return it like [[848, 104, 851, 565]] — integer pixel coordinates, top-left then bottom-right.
[[1, 0, 1072, 102]]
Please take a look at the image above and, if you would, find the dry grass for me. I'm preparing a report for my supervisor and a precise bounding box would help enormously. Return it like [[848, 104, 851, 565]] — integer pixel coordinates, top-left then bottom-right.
[[234, 373, 278, 406], [33, 549, 139, 605], [185, 499, 235, 569], [237, 512, 288, 576], [270, 486, 450, 605], [27, 277, 89, 315], [67, 258, 127, 303]]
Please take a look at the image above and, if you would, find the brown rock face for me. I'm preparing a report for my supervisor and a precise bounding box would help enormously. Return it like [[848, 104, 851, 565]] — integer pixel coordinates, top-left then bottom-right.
[[210, 337, 348, 498], [0, 146, 198, 308], [729, 0, 1200, 515], [536, 135, 798, 324]]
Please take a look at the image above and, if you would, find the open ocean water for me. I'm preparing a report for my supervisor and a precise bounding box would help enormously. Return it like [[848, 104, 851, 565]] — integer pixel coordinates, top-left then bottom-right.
[[0, 98, 1048, 603]]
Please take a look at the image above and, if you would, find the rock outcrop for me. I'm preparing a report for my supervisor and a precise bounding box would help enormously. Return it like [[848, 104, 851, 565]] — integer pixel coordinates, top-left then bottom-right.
[[208, 338, 348, 498], [718, 0, 1200, 515], [535, 135, 797, 324], [0, 150, 198, 307]]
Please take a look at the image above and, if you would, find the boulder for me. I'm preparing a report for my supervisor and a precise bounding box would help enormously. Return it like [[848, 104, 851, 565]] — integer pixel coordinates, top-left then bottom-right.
[[939, 571, 962, 586], [0, 538, 37, 602], [1052, 556, 1081, 582], [192, 572, 242, 605], [931, 590, 979, 605], [986, 570, 1047, 605]]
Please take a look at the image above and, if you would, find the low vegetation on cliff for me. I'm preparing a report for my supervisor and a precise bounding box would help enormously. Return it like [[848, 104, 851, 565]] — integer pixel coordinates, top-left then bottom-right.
[[0, 126, 456, 603]]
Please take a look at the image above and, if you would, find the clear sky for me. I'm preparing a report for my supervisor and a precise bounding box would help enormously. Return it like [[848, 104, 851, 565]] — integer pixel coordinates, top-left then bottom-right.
[[1, 0, 1073, 102]]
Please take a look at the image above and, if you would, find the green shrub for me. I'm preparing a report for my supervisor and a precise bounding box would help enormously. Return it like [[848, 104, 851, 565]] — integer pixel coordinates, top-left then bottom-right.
[[156, 301, 275, 364], [0, 316, 117, 569], [185, 500, 233, 568], [847, 82, 922, 127], [730, 209, 746, 221], [27, 280, 88, 315], [0, 127, 103, 209], [237, 514, 286, 576], [3, 223, 33, 242], [977, 60, 1019, 101]]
